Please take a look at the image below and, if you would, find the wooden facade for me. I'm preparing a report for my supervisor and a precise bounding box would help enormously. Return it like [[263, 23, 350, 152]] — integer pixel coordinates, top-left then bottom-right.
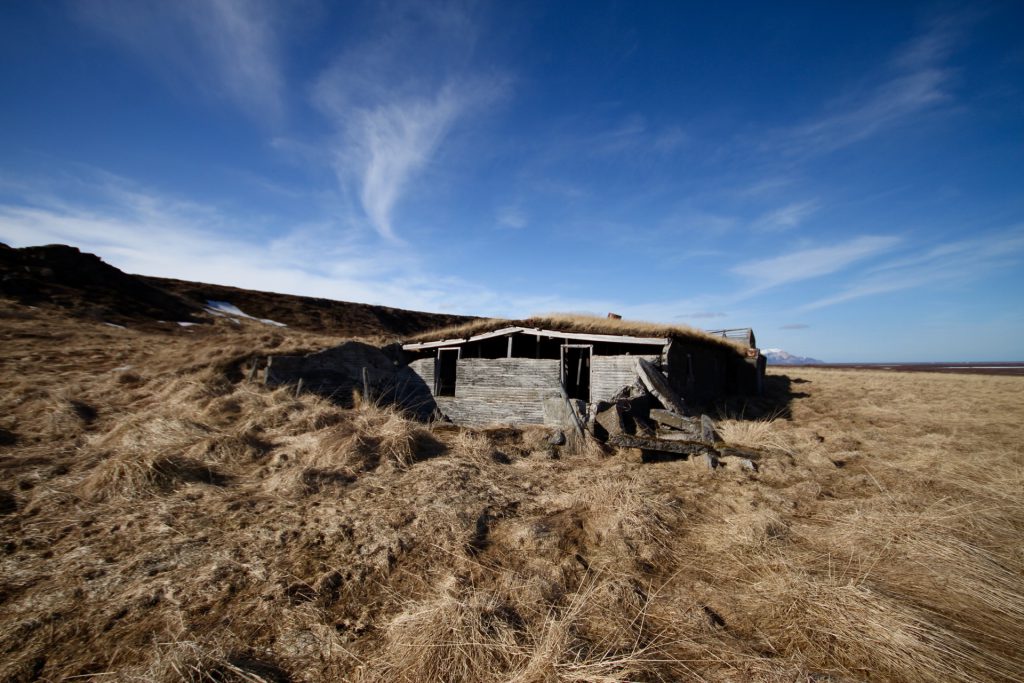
[[402, 325, 763, 427]]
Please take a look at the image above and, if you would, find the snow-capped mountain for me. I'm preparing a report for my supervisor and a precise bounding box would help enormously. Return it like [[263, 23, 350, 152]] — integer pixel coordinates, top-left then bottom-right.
[[762, 348, 824, 365]]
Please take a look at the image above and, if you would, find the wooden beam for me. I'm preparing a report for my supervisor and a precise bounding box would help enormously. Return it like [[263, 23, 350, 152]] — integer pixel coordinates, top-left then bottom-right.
[[636, 358, 687, 415], [650, 408, 698, 432], [608, 434, 716, 457], [557, 378, 585, 437], [404, 327, 668, 351]]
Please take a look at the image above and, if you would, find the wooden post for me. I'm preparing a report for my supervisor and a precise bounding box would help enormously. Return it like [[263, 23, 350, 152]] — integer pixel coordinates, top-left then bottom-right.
[[558, 378, 585, 437], [294, 377, 304, 397], [362, 366, 370, 402]]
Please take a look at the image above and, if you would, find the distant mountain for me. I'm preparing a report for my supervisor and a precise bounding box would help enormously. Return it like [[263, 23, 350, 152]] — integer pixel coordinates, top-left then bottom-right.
[[762, 348, 824, 365]]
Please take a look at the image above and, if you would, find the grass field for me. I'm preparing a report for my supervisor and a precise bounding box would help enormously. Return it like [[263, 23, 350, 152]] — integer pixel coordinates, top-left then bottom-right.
[[2, 302, 1023, 682]]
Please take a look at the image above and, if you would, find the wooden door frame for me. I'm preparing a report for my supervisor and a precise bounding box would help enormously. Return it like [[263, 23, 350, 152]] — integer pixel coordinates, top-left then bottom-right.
[[560, 344, 593, 402], [434, 347, 461, 396]]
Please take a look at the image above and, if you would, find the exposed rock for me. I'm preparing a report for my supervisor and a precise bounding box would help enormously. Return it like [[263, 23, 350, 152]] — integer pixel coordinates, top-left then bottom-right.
[[548, 430, 566, 446]]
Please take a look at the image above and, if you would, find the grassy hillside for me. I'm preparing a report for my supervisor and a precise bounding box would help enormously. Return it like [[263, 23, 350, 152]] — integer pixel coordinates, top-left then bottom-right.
[[1, 300, 1023, 681], [0, 243, 473, 336]]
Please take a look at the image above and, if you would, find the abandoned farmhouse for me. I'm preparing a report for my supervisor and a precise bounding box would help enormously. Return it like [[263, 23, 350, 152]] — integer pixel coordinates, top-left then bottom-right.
[[400, 317, 765, 427], [266, 315, 766, 431]]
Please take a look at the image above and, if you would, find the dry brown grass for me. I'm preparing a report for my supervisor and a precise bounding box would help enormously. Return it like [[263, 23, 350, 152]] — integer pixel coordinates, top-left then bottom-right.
[[404, 312, 745, 352], [1, 302, 1023, 682]]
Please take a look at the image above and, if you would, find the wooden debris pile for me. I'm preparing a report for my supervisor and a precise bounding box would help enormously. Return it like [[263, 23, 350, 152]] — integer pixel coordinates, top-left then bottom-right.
[[589, 359, 761, 470]]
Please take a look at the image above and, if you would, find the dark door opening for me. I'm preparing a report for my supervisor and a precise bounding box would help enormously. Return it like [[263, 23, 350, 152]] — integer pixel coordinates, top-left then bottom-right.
[[436, 348, 458, 396], [561, 345, 591, 402]]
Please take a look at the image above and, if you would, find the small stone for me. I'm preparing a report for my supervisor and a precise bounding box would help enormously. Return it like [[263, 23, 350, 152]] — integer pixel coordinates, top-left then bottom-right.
[[548, 430, 566, 446]]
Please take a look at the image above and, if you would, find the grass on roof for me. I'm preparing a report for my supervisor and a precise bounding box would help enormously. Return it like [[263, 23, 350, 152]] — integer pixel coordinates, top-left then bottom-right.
[[404, 313, 746, 352]]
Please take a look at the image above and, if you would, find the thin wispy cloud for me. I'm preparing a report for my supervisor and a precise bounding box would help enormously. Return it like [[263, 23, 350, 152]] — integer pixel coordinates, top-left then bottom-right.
[[753, 200, 820, 232], [773, 18, 961, 157], [313, 3, 509, 242], [75, 0, 286, 122], [679, 311, 727, 320], [496, 205, 527, 229], [802, 227, 1024, 311], [0, 170, 635, 319], [0, 171, 450, 310], [732, 235, 901, 291]]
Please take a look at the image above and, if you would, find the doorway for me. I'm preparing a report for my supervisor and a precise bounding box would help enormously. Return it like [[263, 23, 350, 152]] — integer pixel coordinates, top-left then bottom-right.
[[435, 348, 459, 396], [561, 345, 591, 402]]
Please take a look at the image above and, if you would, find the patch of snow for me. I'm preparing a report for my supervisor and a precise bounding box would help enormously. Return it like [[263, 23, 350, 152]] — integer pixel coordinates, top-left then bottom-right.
[[204, 300, 287, 327], [178, 321, 198, 327], [103, 322, 127, 329], [112, 365, 133, 372]]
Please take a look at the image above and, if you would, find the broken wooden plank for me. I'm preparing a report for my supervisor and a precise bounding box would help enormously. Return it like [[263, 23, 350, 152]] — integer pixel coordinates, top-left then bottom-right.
[[608, 434, 717, 457], [717, 445, 763, 461], [594, 402, 625, 440], [636, 358, 687, 415], [656, 430, 706, 443], [700, 414, 719, 444], [650, 408, 699, 431]]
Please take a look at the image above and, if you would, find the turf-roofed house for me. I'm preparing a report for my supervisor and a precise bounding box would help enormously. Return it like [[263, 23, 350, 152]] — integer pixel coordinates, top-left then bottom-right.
[[400, 315, 766, 428]]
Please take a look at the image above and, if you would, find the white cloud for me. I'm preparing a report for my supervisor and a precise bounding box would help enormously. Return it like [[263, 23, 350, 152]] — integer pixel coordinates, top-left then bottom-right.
[[773, 19, 960, 157], [496, 205, 527, 229], [732, 235, 901, 290], [679, 311, 727, 319], [312, 3, 509, 242], [0, 171, 636, 319], [801, 227, 1024, 311], [753, 200, 819, 232], [75, 0, 286, 122], [347, 83, 499, 242]]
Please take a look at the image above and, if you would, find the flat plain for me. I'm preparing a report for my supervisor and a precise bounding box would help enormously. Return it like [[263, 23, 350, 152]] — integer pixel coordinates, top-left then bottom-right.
[[2, 301, 1023, 682]]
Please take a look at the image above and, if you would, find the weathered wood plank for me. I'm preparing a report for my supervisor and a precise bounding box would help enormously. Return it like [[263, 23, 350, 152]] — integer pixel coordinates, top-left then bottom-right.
[[636, 358, 687, 414], [700, 414, 719, 444], [591, 354, 658, 403], [608, 434, 717, 456], [649, 408, 698, 431]]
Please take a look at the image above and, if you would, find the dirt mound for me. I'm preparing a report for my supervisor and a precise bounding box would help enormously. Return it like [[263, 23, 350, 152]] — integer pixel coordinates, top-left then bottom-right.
[[0, 243, 473, 337]]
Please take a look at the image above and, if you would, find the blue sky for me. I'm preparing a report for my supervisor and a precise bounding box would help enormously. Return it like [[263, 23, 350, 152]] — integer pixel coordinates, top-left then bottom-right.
[[1, 1, 1022, 361]]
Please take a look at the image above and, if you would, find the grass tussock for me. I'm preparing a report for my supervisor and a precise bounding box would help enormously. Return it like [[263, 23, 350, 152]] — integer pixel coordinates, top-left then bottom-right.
[[310, 394, 444, 472], [2, 307, 1024, 682], [716, 416, 793, 453]]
